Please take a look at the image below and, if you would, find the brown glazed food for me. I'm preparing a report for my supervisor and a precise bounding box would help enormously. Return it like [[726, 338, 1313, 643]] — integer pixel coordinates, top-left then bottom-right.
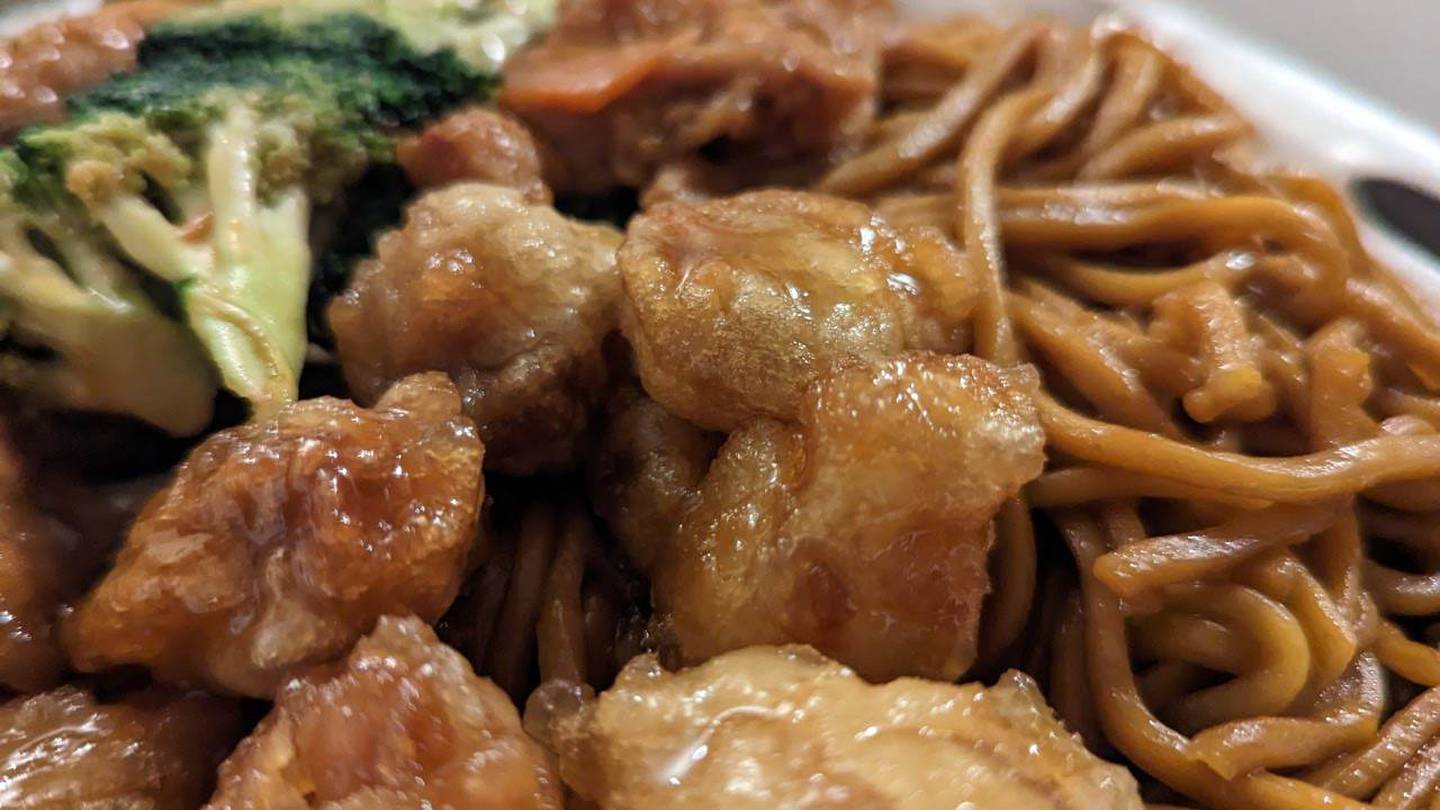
[[0, 0, 190, 136], [62, 374, 485, 697], [0, 687, 241, 809], [206, 616, 563, 809], [330, 183, 623, 475], [620, 189, 975, 432], [554, 645, 1142, 809], [589, 387, 722, 572], [396, 106, 553, 203], [0, 439, 71, 693], [500, 0, 892, 192], [601, 353, 1045, 681]]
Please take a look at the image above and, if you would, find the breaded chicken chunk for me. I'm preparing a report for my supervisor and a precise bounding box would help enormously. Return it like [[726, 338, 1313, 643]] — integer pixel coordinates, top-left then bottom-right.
[[330, 183, 623, 475], [397, 107, 553, 203], [0, 0, 191, 136], [206, 616, 562, 810], [0, 444, 70, 693], [600, 354, 1044, 681], [589, 387, 721, 571], [0, 687, 241, 808], [620, 190, 974, 431], [0, 424, 163, 693], [501, 0, 892, 193], [554, 645, 1142, 809], [63, 374, 484, 697]]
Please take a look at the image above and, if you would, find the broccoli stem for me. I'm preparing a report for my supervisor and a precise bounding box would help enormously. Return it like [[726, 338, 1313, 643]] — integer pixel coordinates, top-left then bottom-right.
[[0, 215, 216, 435], [94, 104, 311, 419]]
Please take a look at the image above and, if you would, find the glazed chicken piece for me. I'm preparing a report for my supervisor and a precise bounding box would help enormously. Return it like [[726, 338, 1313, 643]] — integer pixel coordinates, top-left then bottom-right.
[[0, 439, 71, 693], [500, 0, 892, 193], [620, 189, 975, 432], [603, 353, 1045, 682], [0, 1, 190, 136], [396, 106, 553, 203], [0, 687, 241, 808], [554, 645, 1143, 809], [206, 615, 563, 810], [62, 373, 485, 698], [0, 418, 165, 693], [589, 387, 721, 571], [330, 183, 623, 475]]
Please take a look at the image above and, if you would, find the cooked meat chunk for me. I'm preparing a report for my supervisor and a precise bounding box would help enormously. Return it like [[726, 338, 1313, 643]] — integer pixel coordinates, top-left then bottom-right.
[[620, 190, 974, 431], [330, 183, 623, 475], [0, 1, 189, 136], [500, 0, 892, 193], [0, 518, 66, 694], [62, 374, 485, 698], [0, 417, 165, 694], [554, 645, 1143, 809], [589, 388, 721, 571], [397, 106, 553, 203], [0, 431, 74, 693], [0, 686, 241, 809], [206, 615, 563, 810], [602, 354, 1045, 681]]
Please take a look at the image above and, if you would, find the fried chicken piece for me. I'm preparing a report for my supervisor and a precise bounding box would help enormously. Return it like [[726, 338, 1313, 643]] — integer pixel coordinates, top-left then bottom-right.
[[0, 1, 190, 137], [0, 424, 85, 693], [620, 189, 975, 431], [330, 183, 623, 475], [500, 0, 892, 193], [207, 615, 562, 810], [555, 645, 1143, 809], [0, 686, 241, 808], [0, 412, 168, 694], [62, 373, 485, 698], [396, 106, 552, 203], [603, 354, 1044, 681], [589, 387, 720, 571]]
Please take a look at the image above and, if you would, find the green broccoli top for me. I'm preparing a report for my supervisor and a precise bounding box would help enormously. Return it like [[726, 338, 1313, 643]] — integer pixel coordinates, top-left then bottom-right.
[[16, 13, 492, 207], [0, 2, 543, 433], [183, 0, 558, 73]]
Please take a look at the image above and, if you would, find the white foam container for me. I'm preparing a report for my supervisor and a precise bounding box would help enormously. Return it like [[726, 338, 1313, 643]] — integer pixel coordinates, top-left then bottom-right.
[[5, 0, 1440, 299]]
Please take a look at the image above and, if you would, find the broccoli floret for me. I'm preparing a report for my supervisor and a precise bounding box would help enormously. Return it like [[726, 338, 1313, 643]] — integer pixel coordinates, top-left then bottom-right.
[[0, 10, 503, 428], [192, 0, 558, 72], [0, 159, 217, 436]]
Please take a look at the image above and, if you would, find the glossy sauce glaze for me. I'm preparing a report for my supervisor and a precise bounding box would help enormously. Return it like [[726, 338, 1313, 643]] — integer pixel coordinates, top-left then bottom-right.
[[554, 645, 1142, 809], [601, 353, 1045, 682], [0, 0, 188, 136], [0, 687, 241, 808], [331, 183, 624, 475], [61, 373, 485, 697], [620, 189, 976, 432], [207, 615, 562, 809]]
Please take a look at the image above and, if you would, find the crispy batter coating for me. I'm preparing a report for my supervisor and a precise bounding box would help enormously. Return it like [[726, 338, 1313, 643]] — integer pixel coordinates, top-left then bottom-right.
[[500, 0, 891, 193], [206, 615, 563, 810], [555, 645, 1143, 809], [620, 190, 974, 431], [589, 387, 720, 571], [0, 421, 163, 694], [603, 354, 1044, 681], [0, 686, 241, 808], [0, 1, 190, 136], [330, 183, 623, 475], [62, 373, 484, 698], [396, 106, 553, 203]]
